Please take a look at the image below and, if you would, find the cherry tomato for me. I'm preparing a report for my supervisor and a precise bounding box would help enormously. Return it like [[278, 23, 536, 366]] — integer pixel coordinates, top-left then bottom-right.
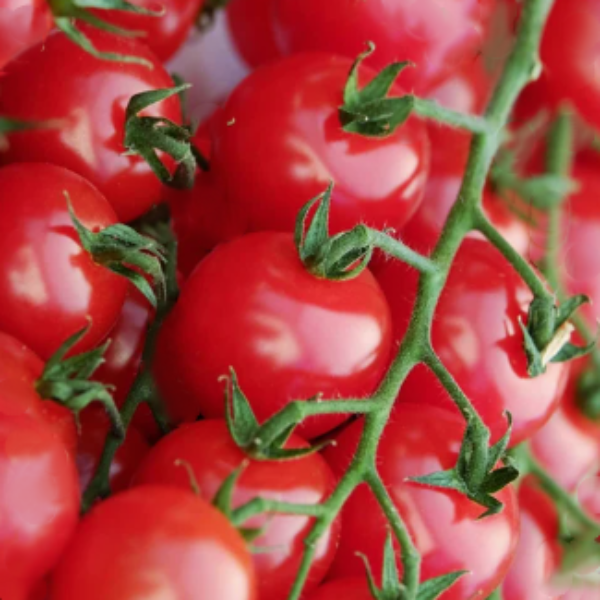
[[0, 0, 52, 70], [502, 479, 562, 600], [154, 232, 393, 439], [95, 0, 205, 62], [50, 486, 257, 600], [0, 163, 127, 360], [541, 0, 600, 131], [0, 330, 77, 454], [0, 27, 181, 223], [0, 415, 79, 600], [76, 407, 150, 494], [376, 238, 567, 445], [132, 419, 340, 600], [324, 405, 520, 599], [211, 53, 429, 237], [272, 0, 494, 93], [226, 0, 280, 68], [306, 579, 372, 600]]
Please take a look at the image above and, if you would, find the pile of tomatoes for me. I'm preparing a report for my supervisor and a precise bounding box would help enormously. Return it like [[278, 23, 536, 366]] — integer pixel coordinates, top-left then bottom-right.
[[1, 0, 600, 599]]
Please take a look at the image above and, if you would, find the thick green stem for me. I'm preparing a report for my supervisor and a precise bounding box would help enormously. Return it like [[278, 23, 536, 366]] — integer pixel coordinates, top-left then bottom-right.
[[367, 228, 438, 274], [412, 97, 490, 134]]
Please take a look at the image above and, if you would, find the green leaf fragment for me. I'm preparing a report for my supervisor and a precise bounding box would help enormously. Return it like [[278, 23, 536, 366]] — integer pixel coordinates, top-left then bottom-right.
[[223, 368, 261, 449], [416, 571, 469, 600]]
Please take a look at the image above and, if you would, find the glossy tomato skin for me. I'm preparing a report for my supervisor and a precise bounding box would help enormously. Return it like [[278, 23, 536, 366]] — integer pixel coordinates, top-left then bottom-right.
[[132, 419, 340, 600], [306, 579, 372, 600], [50, 486, 257, 600], [226, 0, 280, 68], [541, 0, 600, 131], [0, 0, 52, 69], [0, 331, 77, 455], [95, 0, 205, 62], [76, 407, 150, 494], [0, 28, 181, 223], [325, 405, 520, 599], [154, 233, 393, 439], [0, 163, 127, 360], [272, 0, 494, 93], [0, 416, 80, 600], [211, 53, 429, 237], [376, 238, 567, 445]]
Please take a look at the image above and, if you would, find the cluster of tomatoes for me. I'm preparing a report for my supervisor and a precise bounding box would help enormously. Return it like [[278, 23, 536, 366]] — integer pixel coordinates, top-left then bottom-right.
[[1, 0, 600, 599]]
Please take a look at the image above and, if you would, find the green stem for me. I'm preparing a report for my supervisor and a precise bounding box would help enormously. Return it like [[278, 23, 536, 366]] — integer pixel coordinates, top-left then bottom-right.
[[367, 228, 438, 274], [231, 499, 325, 526], [412, 97, 490, 134]]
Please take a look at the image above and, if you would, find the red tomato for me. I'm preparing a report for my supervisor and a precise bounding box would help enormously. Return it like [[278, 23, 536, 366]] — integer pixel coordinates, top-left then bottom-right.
[[76, 407, 150, 494], [0, 0, 52, 69], [50, 486, 257, 600], [0, 415, 79, 600], [376, 238, 567, 445], [154, 232, 393, 439], [306, 579, 372, 600], [211, 53, 429, 237], [272, 0, 494, 93], [0, 163, 127, 359], [95, 0, 205, 62], [226, 0, 280, 68], [502, 479, 562, 600], [541, 0, 600, 131], [324, 405, 520, 599], [132, 419, 340, 600], [0, 330, 77, 454], [0, 27, 181, 223]]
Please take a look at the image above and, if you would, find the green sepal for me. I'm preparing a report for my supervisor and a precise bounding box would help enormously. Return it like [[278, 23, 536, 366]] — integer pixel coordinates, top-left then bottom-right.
[[577, 366, 600, 421], [124, 85, 207, 189], [340, 42, 414, 138], [67, 194, 167, 308], [36, 325, 125, 439], [295, 182, 333, 264], [173, 458, 202, 496], [0, 118, 37, 135], [520, 295, 595, 377], [415, 571, 469, 600]]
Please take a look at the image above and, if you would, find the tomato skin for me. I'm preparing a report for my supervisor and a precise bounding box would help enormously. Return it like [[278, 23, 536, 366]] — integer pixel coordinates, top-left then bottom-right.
[[76, 407, 150, 494], [306, 579, 372, 600], [0, 163, 127, 360], [376, 238, 567, 445], [226, 0, 280, 68], [154, 232, 393, 439], [0, 28, 181, 223], [132, 419, 340, 600], [50, 486, 257, 600], [324, 405, 520, 599], [0, 0, 52, 69], [541, 0, 600, 131], [0, 331, 77, 455], [95, 0, 205, 62], [272, 0, 494, 93], [211, 53, 429, 237], [0, 415, 80, 600]]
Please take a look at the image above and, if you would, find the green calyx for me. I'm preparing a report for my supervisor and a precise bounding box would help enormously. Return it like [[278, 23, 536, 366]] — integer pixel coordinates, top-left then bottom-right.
[[411, 415, 519, 518], [67, 194, 167, 309], [520, 295, 596, 377], [359, 533, 467, 600], [49, 0, 165, 67], [339, 42, 414, 138], [222, 369, 328, 461], [35, 326, 125, 439], [124, 85, 209, 190]]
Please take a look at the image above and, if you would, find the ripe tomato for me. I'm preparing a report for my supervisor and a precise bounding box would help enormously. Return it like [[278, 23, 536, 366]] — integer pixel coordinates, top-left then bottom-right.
[[226, 0, 280, 68], [324, 405, 520, 599], [95, 0, 205, 62], [0, 27, 181, 223], [0, 415, 79, 600], [272, 0, 494, 93], [306, 579, 372, 600], [132, 419, 340, 600], [541, 0, 600, 131], [0, 330, 77, 454], [502, 479, 562, 600], [0, 0, 52, 70], [76, 407, 150, 494], [211, 53, 429, 237], [0, 163, 127, 359], [50, 486, 257, 600], [154, 232, 393, 439], [377, 237, 567, 445]]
